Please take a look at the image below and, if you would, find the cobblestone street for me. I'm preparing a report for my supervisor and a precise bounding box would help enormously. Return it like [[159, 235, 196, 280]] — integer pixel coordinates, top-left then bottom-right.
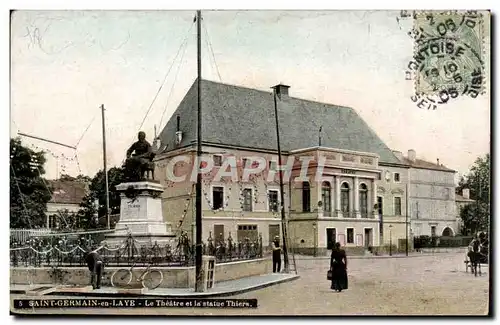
[[11, 252, 489, 316]]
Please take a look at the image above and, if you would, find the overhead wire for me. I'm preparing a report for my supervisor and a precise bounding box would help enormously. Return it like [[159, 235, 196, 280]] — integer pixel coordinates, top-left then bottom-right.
[[203, 21, 222, 82], [132, 21, 195, 143], [75, 111, 98, 148], [158, 33, 190, 130]]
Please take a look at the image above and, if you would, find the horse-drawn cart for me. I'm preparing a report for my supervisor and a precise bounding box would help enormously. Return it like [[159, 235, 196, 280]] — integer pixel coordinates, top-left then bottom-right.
[[464, 234, 489, 276]]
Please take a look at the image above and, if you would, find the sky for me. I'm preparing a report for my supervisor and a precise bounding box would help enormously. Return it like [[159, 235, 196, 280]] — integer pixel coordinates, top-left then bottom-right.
[[10, 10, 491, 181]]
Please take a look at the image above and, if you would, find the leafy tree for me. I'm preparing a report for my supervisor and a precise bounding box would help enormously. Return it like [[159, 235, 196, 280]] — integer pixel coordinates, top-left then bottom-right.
[[456, 154, 490, 204], [459, 203, 489, 236], [78, 167, 125, 229], [10, 138, 52, 228], [457, 154, 490, 235]]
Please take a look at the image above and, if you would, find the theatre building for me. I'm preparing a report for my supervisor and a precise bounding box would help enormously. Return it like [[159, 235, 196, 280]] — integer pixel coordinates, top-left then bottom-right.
[[154, 79, 411, 253]]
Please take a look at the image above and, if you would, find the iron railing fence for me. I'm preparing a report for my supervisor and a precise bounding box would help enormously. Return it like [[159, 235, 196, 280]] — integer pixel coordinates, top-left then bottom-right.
[[10, 231, 264, 268]]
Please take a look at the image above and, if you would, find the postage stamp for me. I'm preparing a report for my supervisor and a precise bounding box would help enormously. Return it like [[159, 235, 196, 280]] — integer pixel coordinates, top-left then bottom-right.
[[409, 11, 485, 99]]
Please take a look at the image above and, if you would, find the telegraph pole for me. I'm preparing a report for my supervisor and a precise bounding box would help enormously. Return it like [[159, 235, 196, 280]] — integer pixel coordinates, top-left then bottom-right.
[[195, 10, 203, 292], [272, 87, 290, 272], [101, 104, 111, 229], [405, 183, 409, 256]]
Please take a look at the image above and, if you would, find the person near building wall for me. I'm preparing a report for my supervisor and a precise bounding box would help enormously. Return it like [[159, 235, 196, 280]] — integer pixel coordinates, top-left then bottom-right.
[[272, 236, 282, 273]]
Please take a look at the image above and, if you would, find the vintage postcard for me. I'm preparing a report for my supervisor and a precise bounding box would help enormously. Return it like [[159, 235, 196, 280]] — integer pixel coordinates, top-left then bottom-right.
[[9, 9, 491, 316]]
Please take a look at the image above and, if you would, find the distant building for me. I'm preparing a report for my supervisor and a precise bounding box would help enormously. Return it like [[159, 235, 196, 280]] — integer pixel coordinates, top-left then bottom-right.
[[396, 150, 457, 237], [46, 179, 89, 229]]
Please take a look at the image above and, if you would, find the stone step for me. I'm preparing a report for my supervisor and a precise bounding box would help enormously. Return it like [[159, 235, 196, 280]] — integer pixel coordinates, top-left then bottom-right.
[[57, 285, 94, 293], [25, 286, 58, 296]]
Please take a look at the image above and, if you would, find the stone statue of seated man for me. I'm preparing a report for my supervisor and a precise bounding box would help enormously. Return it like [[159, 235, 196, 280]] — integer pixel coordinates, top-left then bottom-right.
[[124, 131, 156, 181]]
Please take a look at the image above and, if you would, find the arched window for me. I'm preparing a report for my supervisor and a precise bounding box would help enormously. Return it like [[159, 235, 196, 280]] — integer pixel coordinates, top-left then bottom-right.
[[302, 182, 311, 212], [341, 183, 350, 214], [321, 182, 331, 215], [359, 183, 368, 218]]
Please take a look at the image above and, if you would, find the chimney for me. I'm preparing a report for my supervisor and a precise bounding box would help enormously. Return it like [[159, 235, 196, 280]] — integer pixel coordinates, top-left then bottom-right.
[[408, 149, 416, 162], [437, 158, 440, 165], [175, 115, 183, 146], [392, 150, 403, 161], [271, 83, 290, 99], [462, 188, 470, 199]]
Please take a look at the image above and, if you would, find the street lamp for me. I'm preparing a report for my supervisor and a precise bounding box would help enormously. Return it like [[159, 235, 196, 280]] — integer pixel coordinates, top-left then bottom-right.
[[389, 224, 393, 256], [312, 222, 317, 257]]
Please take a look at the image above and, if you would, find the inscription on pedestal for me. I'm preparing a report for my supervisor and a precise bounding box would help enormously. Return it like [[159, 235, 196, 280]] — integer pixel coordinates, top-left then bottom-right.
[[122, 201, 141, 220]]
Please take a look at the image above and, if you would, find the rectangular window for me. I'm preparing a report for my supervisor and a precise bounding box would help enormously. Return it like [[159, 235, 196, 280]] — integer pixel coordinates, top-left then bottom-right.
[[268, 224, 280, 246], [377, 173, 382, 181], [242, 188, 253, 212], [242, 158, 248, 168], [431, 226, 436, 237], [394, 173, 400, 182], [394, 197, 402, 216], [213, 155, 222, 167], [268, 190, 279, 212], [302, 182, 311, 212], [346, 228, 354, 244], [237, 224, 258, 241], [269, 161, 277, 171], [214, 155, 222, 167], [212, 186, 224, 210]]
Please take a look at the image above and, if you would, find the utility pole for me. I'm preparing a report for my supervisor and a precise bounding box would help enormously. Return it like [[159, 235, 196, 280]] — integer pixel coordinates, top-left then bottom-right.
[[405, 183, 409, 256], [272, 87, 290, 272], [195, 10, 203, 292], [101, 104, 110, 230]]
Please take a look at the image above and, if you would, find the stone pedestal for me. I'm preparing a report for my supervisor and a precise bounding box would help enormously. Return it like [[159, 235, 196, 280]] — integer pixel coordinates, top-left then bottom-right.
[[103, 181, 175, 248]]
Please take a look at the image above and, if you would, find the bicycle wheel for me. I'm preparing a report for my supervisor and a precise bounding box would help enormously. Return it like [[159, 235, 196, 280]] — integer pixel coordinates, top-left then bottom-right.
[[111, 269, 133, 288], [142, 270, 163, 290]]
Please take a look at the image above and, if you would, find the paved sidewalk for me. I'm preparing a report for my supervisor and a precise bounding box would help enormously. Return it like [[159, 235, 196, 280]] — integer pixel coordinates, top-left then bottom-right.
[[11, 273, 299, 298]]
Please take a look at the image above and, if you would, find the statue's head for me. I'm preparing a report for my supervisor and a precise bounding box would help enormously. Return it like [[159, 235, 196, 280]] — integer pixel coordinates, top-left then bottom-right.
[[138, 131, 146, 141]]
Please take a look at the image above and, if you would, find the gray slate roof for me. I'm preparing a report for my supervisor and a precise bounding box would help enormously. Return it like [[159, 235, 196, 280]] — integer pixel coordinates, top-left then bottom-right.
[[159, 79, 401, 164]]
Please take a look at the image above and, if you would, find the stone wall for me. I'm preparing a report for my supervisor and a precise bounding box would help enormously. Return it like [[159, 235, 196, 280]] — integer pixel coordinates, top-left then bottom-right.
[[10, 257, 272, 288]]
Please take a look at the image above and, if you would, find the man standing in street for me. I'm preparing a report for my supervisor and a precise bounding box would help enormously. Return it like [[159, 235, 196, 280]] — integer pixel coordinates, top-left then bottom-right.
[[272, 235, 282, 273], [85, 248, 104, 289]]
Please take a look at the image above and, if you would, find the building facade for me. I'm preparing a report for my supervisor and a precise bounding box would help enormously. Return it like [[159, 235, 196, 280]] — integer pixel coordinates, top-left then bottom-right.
[[153, 80, 443, 253], [396, 150, 458, 238], [46, 180, 88, 229], [377, 157, 411, 246]]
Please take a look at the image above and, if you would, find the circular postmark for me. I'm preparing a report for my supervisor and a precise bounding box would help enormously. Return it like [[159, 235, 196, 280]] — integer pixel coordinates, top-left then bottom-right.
[[405, 11, 485, 108]]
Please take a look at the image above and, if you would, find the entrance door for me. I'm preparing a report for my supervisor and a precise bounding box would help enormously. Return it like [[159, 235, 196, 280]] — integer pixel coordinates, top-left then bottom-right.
[[364, 228, 373, 248], [326, 228, 337, 249]]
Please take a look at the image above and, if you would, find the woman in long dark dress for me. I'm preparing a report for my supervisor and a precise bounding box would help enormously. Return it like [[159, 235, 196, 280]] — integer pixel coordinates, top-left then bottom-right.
[[330, 242, 348, 292]]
